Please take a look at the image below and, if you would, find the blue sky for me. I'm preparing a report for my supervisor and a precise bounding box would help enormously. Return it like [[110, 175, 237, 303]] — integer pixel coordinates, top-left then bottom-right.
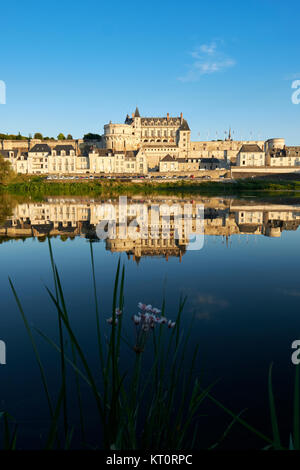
[[1, 0, 300, 144]]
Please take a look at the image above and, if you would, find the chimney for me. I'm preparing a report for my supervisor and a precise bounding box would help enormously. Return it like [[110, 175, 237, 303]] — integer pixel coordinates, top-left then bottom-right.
[[132, 113, 134, 118], [167, 112, 169, 121], [180, 112, 183, 122]]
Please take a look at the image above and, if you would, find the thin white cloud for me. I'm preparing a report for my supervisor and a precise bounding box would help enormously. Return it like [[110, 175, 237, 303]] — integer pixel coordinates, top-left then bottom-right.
[[178, 41, 235, 82], [194, 294, 229, 308], [279, 288, 300, 297], [184, 291, 230, 320], [192, 42, 217, 57]]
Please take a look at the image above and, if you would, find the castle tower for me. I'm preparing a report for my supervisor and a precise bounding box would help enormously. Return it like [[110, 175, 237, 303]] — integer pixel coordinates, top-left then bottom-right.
[[177, 119, 191, 154], [133, 107, 142, 143]]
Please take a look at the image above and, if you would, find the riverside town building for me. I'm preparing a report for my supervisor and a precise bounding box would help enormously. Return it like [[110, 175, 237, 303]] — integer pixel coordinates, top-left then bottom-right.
[[1, 108, 300, 178]]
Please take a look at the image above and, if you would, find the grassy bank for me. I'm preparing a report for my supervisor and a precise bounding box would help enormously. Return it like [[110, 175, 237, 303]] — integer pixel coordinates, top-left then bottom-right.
[[3, 177, 300, 198]]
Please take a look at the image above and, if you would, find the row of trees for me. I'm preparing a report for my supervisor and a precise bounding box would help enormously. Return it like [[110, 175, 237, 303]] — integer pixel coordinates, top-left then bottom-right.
[[33, 133, 73, 140], [32, 132, 102, 141], [0, 132, 103, 141], [0, 132, 28, 141], [0, 133, 74, 140]]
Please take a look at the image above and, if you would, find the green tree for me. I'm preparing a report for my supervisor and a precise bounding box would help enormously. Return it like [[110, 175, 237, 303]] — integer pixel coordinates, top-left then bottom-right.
[[34, 132, 43, 139], [67, 134, 73, 140], [83, 133, 101, 141], [0, 194, 16, 226], [0, 154, 13, 184], [57, 133, 66, 140], [0, 133, 27, 140]]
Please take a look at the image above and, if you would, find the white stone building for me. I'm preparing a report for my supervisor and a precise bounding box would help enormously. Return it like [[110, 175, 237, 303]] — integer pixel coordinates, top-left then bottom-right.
[[27, 144, 51, 174], [48, 145, 76, 174], [236, 144, 265, 167], [89, 148, 147, 174], [159, 155, 178, 172], [15, 153, 28, 173]]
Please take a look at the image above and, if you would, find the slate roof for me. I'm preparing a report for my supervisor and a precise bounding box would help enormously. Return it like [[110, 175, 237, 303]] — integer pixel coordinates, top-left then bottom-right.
[[0, 149, 18, 158], [29, 144, 51, 153], [124, 109, 186, 127], [200, 158, 220, 163], [161, 154, 175, 162], [53, 145, 75, 155], [239, 144, 263, 153], [18, 152, 28, 160], [238, 224, 260, 233], [286, 146, 300, 156], [125, 114, 133, 125], [179, 119, 190, 131], [92, 149, 113, 156], [141, 117, 181, 126]]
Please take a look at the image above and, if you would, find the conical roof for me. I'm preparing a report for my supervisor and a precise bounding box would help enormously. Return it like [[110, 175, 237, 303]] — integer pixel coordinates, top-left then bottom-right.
[[179, 119, 190, 131]]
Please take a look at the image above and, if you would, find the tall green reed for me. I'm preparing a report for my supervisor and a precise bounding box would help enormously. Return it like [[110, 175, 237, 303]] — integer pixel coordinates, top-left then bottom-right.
[[8, 240, 215, 449], [6, 239, 298, 450]]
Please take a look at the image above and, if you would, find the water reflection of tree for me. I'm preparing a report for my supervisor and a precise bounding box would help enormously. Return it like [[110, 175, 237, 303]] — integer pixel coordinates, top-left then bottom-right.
[[0, 193, 18, 227]]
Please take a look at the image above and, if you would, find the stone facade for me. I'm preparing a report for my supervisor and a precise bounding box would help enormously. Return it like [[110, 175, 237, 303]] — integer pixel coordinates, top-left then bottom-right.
[[101, 108, 269, 170], [236, 144, 265, 167], [101, 108, 190, 169], [189, 138, 265, 165], [268, 145, 300, 167], [199, 157, 227, 170], [89, 148, 147, 174], [2, 108, 300, 176]]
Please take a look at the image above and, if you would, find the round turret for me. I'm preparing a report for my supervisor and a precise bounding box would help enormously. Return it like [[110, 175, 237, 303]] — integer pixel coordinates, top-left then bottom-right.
[[265, 226, 281, 237], [264, 138, 285, 153]]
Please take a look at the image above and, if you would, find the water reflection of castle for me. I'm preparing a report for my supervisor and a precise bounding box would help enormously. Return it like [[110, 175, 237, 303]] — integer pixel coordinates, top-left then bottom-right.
[[1, 197, 300, 262]]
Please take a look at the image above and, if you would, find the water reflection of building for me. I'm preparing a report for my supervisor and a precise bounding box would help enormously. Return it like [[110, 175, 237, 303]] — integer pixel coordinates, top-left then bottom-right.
[[1, 198, 300, 261], [232, 203, 300, 237]]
